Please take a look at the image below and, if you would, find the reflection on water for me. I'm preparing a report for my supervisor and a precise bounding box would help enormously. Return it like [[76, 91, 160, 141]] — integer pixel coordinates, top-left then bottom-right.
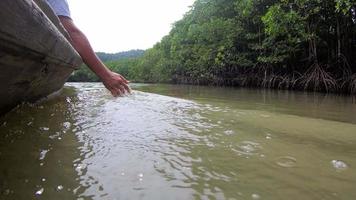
[[0, 82, 356, 200]]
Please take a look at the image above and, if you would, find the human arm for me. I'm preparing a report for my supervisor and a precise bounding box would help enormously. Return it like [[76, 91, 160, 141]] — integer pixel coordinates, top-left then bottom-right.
[[58, 16, 130, 96]]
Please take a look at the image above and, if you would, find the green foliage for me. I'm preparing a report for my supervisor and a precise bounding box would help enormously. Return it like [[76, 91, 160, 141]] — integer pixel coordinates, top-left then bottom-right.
[[96, 50, 144, 62], [335, 0, 354, 15], [70, 0, 356, 93], [259, 3, 308, 64], [68, 65, 99, 82], [68, 50, 144, 82]]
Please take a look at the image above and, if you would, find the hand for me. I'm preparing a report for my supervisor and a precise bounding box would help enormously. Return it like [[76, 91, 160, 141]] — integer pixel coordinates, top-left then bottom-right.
[[101, 71, 131, 97]]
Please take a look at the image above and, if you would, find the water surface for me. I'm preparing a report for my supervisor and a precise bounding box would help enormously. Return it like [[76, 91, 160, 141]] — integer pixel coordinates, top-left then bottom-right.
[[0, 83, 355, 200]]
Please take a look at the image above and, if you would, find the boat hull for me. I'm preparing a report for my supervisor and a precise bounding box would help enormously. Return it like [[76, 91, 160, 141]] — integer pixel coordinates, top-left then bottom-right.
[[0, 0, 82, 115]]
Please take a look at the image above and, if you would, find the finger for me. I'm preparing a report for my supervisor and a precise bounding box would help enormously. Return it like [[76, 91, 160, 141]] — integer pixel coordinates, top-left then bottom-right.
[[105, 85, 117, 97], [111, 84, 120, 96], [116, 87, 125, 97], [119, 75, 130, 84], [120, 75, 129, 83], [127, 85, 132, 94], [117, 85, 125, 96], [111, 87, 120, 97], [121, 83, 131, 94], [110, 89, 118, 97], [121, 86, 127, 95]]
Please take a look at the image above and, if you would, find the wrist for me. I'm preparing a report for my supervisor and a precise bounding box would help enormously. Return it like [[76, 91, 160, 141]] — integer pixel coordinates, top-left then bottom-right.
[[98, 69, 113, 82]]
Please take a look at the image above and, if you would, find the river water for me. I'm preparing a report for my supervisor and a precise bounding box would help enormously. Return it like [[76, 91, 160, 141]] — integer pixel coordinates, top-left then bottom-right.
[[0, 83, 356, 200]]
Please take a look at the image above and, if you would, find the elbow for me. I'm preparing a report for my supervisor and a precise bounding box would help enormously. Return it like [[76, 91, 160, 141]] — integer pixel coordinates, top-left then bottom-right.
[[59, 17, 83, 37], [66, 25, 82, 36]]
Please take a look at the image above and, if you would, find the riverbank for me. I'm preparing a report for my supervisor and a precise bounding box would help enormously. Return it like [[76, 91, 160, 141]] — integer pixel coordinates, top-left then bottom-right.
[[72, 0, 355, 94], [68, 70, 356, 95]]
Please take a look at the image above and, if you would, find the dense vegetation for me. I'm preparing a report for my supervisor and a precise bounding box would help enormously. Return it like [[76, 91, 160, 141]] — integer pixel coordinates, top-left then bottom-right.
[[71, 0, 356, 93], [96, 50, 144, 62], [68, 50, 144, 82]]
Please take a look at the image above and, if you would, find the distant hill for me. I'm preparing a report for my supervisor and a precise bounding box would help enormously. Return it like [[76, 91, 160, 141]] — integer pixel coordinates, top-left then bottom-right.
[[96, 50, 145, 62]]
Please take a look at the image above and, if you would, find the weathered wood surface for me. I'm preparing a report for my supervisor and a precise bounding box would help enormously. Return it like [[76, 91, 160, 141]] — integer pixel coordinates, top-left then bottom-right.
[[33, 0, 71, 40], [0, 0, 83, 115]]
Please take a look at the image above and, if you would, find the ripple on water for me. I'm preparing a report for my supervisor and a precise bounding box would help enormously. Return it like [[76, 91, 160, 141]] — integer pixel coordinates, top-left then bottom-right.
[[35, 188, 44, 196], [331, 160, 348, 171], [252, 193, 261, 199], [39, 149, 50, 160], [232, 141, 262, 156], [63, 122, 71, 131], [224, 130, 235, 136], [39, 127, 49, 131], [56, 185, 64, 191], [275, 156, 297, 168], [260, 114, 271, 118]]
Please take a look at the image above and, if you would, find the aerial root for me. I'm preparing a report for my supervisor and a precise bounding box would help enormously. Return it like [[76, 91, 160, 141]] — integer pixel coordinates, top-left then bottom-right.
[[349, 74, 356, 94], [300, 63, 337, 92]]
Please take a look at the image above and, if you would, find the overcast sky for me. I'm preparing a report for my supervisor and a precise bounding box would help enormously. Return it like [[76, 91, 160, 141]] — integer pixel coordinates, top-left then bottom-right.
[[67, 0, 195, 53]]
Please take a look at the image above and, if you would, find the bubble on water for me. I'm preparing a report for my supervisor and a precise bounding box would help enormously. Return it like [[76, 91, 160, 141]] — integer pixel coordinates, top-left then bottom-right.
[[35, 188, 44, 196], [49, 132, 61, 140], [39, 150, 50, 160], [260, 114, 270, 118], [138, 173, 144, 178], [206, 142, 215, 148], [50, 113, 55, 117], [40, 127, 49, 131], [331, 160, 348, 171], [252, 193, 261, 199], [265, 133, 272, 140], [139, 178, 143, 182], [121, 172, 125, 176], [66, 97, 71, 103], [63, 122, 71, 130], [224, 130, 235, 135], [56, 185, 64, 191], [4, 189, 11, 195], [275, 156, 297, 168], [40, 163, 44, 166], [233, 141, 262, 156], [41, 178, 46, 182], [27, 121, 33, 126], [242, 141, 259, 151], [76, 163, 86, 171]]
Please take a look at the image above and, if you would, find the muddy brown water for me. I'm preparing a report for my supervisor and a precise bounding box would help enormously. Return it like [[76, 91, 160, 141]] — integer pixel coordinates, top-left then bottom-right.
[[0, 83, 355, 200]]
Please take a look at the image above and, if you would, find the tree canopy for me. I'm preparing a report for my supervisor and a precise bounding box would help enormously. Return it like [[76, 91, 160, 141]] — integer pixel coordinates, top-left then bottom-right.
[[70, 0, 356, 93]]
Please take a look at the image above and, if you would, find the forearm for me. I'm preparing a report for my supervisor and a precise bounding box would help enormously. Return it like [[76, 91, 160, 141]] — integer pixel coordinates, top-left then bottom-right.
[[68, 30, 111, 80], [59, 17, 111, 80]]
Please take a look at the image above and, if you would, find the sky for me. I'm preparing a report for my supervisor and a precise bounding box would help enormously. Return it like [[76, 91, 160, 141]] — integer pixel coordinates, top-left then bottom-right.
[[67, 0, 195, 53]]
